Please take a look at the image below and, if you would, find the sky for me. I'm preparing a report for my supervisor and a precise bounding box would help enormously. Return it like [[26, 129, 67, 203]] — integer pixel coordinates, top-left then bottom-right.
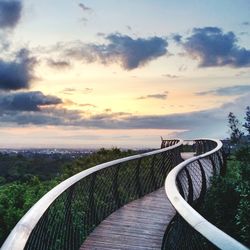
[[0, 0, 250, 148]]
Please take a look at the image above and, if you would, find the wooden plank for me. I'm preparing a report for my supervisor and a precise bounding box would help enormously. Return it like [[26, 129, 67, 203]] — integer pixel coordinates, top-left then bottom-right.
[[80, 188, 175, 250]]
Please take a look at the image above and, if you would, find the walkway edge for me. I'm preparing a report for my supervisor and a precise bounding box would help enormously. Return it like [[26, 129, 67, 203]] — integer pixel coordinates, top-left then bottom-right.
[[165, 139, 248, 250]]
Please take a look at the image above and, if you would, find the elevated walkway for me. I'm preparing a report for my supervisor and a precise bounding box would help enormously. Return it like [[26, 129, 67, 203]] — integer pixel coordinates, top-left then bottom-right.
[[2, 139, 247, 250], [81, 188, 174, 250], [80, 153, 193, 250]]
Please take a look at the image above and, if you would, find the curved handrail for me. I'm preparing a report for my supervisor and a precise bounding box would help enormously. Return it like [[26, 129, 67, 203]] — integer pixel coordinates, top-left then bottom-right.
[[161, 138, 182, 148], [2, 139, 183, 250], [165, 138, 248, 250]]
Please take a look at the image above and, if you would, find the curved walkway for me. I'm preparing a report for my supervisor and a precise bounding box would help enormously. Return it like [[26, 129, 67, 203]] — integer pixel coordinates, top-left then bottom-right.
[[80, 153, 195, 250], [80, 188, 175, 250]]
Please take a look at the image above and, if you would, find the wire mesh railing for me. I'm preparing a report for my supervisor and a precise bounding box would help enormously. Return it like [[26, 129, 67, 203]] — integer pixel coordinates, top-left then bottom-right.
[[1, 140, 183, 250], [163, 139, 248, 250], [161, 138, 181, 148]]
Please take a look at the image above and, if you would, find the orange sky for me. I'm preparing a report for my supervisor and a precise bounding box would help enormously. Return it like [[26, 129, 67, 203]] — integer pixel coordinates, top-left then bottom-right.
[[0, 0, 250, 148]]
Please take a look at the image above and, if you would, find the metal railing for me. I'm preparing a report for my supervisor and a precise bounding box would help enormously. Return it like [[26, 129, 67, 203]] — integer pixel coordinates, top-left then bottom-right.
[[1, 140, 183, 250], [161, 138, 181, 148], [163, 139, 248, 250]]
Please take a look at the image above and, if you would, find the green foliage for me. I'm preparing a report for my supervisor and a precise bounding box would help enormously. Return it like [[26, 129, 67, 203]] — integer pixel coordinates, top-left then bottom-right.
[[243, 106, 250, 135], [201, 146, 250, 247], [61, 148, 134, 179], [235, 182, 250, 243], [0, 177, 6, 186], [228, 112, 244, 143], [0, 153, 71, 183], [0, 177, 58, 245], [0, 148, 135, 245]]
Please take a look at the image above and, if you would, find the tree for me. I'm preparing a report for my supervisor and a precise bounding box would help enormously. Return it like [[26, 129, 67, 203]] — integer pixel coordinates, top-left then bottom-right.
[[243, 106, 250, 135], [228, 112, 244, 143], [201, 150, 250, 246]]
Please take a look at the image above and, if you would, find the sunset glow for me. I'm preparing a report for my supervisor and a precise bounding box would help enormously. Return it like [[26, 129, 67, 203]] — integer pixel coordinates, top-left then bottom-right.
[[0, 0, 250, 148]]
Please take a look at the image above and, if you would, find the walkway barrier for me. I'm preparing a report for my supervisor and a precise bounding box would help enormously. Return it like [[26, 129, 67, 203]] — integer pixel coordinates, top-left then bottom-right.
[[161, 138, 181, 148], [163, 139, 248, 250], [1, 140, 183, 250]]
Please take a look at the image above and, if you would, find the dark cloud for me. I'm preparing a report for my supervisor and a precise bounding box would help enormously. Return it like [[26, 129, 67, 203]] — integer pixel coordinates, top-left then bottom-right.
[[0, 107, 221, 129], [0, 0, 22, 29], [181, 27, 250, 68], [80, 94, 248, 135], [137, 91, 168, 100], [78, 3, 92, 12], [91, 112, 131, 120], [0, 111, 65, 126], [0, 33, 10, 51], [0, 91, 62, 111], [1, 93, 250, 139], [196, 85, 250, 96], [0, 49, 37, 90], [0, 103, 172, 128], [65, 33, 168, 70], [172, 34, 182, 43], [47, 59, 71, 69]]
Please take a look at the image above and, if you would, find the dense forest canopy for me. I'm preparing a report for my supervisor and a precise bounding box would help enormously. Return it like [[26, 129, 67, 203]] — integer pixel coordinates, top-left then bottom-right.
[[0, 148, 135, 245]]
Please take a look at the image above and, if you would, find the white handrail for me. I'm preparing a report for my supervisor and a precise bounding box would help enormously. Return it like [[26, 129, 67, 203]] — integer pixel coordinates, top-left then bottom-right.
[[165, 138, 248, 250], [2, 139, 183, 250]]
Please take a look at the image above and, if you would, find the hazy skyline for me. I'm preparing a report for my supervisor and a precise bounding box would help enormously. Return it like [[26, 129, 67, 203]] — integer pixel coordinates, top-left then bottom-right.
[[0, 0, 250, 148]]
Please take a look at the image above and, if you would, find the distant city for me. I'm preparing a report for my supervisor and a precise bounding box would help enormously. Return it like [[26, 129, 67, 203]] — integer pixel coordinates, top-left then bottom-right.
[[0, 148, 95, 159], [0, 147, 152, 159]]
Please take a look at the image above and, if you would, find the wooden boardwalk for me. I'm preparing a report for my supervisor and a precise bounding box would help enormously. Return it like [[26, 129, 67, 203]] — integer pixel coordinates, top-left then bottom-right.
[[80, 188, 175, 250], [80, 153, 195, 250]]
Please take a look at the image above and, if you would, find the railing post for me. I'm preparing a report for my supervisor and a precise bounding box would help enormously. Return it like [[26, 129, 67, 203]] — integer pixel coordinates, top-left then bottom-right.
[[161, 140, 165, 148], [220, 150, 227, 176], [150, 155, 157, 190], [175, 146, 182, 166], [159, 152, 167, 184], [64, 184, 76, 250], [209, 155, 217, 174], [163, 151, 171, 179], [184, 168, 193, 204], [176, 177, 185, 198], [113, 164, 121, 208], [136, 158, 142, 197], [87, 173, 98, 229], [196, 159, 207, 207], [203, 140, 207, 153], [195, 140, 201, 155]]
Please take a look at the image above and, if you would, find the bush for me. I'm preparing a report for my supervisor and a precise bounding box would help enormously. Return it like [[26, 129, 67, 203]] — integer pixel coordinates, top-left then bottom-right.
[[201, 146, 250, 247]]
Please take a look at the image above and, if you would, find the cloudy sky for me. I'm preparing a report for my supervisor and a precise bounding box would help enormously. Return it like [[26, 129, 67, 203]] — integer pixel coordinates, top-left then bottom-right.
[[0, 0, 250, 148]]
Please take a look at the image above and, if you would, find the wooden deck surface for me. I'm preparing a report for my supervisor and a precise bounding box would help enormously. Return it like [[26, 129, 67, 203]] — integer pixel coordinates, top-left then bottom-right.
[[80, 188, 175, 250], [80, 152, 195, 250], [181, 152, 195, 160]]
